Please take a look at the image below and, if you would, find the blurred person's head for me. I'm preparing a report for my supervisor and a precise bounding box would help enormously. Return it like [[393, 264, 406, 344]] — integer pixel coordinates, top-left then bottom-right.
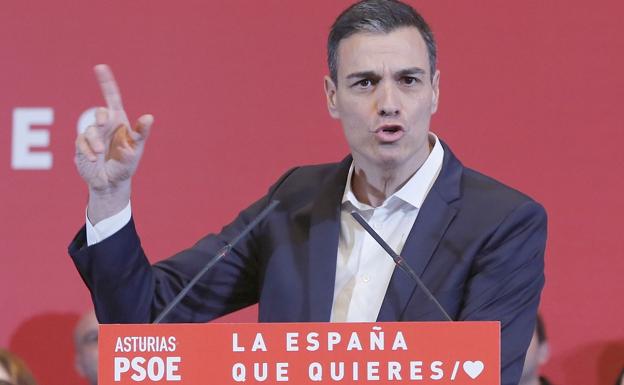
[[74, 310, 99, 385], [519, 314, 550, 385], [0, 349, 38, 385]]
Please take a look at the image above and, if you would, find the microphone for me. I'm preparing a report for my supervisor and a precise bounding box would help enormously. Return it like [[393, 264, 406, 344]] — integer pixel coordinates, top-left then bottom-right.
[[153, 200, 280, 324], [350, 211, 453, 322]]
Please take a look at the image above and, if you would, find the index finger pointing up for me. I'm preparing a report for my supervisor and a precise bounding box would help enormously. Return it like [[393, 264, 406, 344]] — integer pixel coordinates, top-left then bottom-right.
[[94, 64, 124, 111]]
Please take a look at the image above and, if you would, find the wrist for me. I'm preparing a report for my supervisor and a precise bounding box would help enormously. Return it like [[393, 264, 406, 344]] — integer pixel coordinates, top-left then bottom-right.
[[88, 178, 131, 198], [87, 180, 132, 225]]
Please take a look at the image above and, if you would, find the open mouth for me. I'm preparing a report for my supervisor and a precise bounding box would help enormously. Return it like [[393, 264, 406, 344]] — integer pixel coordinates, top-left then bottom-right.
[[374, 125, 405, 142], [380, 125, 402, 133]]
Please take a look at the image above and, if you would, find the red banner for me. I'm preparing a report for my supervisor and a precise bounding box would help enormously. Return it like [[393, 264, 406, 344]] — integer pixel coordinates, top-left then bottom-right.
[[99, 322, 499, 384]]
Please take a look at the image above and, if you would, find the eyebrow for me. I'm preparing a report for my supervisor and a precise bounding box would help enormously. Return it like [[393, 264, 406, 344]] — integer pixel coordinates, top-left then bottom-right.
[[345, 67, 427, 80], [396, 67, 426, 77], [346, 71, 380, 80]]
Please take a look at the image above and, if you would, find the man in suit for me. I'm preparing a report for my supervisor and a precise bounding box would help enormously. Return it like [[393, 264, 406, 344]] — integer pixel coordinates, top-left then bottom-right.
[[70, 1, 547, 384]]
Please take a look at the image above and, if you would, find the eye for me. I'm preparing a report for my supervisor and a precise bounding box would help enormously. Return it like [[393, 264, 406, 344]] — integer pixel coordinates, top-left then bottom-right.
[[352, 79, 375, 89], [400, 76, 421, 86]]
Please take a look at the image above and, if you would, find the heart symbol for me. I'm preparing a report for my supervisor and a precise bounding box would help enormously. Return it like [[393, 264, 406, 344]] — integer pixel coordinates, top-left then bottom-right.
[[462, 361, 484, 379]]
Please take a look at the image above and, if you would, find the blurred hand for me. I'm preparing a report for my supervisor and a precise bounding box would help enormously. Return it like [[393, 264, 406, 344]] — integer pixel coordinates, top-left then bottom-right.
[[75, 64, 154, 223]]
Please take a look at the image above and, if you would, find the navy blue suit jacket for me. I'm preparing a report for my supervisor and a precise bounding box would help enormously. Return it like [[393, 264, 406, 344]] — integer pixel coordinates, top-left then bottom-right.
[[70, 141, 546, 385]]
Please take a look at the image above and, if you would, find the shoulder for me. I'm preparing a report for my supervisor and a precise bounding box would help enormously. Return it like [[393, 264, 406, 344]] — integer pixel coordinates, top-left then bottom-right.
[[460, 167, 547, 242], [265, 157, 350, 208], [461, 166, 543, 211], [438, 142, 547, 232]]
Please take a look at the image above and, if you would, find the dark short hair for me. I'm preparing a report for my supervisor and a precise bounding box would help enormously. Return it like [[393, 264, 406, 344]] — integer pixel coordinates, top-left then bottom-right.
[[328, 0, 437, 84]]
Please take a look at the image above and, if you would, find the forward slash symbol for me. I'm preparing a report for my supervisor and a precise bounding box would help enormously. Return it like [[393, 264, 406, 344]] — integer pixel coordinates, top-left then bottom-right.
[[450, 361, 460, 380]]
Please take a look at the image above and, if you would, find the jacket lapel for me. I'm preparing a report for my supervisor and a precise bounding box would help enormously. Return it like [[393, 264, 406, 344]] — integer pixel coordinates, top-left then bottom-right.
[[377, 142, 463, 321], [306, 156, 351, 321]]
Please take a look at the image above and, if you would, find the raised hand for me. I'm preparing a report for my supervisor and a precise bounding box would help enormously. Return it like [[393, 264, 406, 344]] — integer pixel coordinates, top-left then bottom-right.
[[75, 64, 154, 223]]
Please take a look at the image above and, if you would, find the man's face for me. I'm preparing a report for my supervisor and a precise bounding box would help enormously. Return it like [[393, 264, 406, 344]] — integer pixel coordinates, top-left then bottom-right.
[[520, 329, 541, 382], [74, 311, 99, 385], [519, 328, 549, 385], [325, 27, 440, 173]]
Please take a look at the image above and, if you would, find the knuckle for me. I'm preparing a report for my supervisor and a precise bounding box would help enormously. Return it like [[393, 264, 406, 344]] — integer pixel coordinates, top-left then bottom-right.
[[95, 108, 109, 122]]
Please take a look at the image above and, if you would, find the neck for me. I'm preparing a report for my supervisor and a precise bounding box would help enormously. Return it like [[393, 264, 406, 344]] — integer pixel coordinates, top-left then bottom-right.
[[351, 140, 433, 207], [351, 165, 412, 207]]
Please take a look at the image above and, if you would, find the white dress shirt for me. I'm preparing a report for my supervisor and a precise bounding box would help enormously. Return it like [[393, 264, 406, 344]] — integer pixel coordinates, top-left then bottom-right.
[[86, 201, 132, 246], [86, 134, 444, 323], [330, 134, 444, 322]]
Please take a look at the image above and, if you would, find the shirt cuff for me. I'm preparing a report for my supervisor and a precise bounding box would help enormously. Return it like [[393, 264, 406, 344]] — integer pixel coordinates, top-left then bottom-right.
[[85, 201, 132, 246]]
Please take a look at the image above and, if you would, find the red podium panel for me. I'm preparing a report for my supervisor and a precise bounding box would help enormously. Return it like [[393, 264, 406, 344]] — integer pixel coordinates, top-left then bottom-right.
[[99, 322, 499, 384]]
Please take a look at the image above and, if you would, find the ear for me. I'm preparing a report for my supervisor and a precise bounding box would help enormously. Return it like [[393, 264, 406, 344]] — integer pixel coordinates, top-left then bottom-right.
[[324, 75, 340, 119], [431, 70, 440, 114]]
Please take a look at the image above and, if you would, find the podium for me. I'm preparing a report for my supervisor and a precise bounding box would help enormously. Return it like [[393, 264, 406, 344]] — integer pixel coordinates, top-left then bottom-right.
[[99, 321, 499, 384]]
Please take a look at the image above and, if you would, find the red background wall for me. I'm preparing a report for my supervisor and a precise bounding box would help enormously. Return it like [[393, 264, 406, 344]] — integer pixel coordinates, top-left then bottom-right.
[[1, 1, 622, 384]]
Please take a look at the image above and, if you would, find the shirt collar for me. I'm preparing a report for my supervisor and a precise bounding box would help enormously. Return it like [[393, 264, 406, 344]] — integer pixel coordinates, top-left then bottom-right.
[[342, 132, 444, 211]]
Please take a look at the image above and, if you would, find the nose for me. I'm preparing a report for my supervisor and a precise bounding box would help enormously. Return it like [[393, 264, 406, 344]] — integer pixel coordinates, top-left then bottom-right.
[[377, 81, 400, 117]]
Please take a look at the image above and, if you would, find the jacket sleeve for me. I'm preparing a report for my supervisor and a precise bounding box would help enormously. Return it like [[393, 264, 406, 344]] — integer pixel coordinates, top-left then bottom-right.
[[68, 167, 297, 324], [457, 200, 547, 385]]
